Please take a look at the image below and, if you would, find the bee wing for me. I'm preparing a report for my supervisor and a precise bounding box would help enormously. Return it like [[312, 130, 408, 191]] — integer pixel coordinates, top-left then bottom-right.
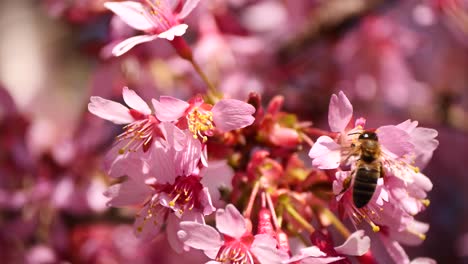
[[380, 151, 418, 183], [340, 144, 360, 168]]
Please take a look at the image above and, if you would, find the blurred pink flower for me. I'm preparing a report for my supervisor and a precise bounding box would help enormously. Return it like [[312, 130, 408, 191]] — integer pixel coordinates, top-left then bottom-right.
[[178, 204, 287, 264], [104, 0, 200, 56]]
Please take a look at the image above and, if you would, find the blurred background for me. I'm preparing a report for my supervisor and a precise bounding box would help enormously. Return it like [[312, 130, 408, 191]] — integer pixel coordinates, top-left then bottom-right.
[[0, 0, 467, 263]]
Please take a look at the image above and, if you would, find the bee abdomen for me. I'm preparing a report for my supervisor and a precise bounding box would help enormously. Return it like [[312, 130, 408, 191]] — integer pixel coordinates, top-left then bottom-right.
[[353, 167, 379, 208]]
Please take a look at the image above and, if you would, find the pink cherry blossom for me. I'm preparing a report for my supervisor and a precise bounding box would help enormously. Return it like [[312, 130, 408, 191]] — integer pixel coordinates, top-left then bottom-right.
[[152, 95, 256, 142], [309, 91, 437, 246], [178, 204, 288, 264], [104, 0, 200, 56], [309, 91, 437, 182], [88, 86, 162, 153], [104, 134, 218, 250]]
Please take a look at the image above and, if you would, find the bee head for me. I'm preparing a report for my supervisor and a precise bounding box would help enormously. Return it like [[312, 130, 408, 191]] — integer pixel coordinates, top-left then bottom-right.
[[359, 131, 378, 141]]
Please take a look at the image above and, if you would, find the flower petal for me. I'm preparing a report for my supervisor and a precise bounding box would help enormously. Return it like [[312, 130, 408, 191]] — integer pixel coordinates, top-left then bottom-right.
[[166, 214, 186, 253], [308, 136, 341, 169], [174, 131, 202, 176], [396, 119, 418, 132], [167, 212, 204, 253], [408, 127, 438, 169], [104, 1, 154, 31], [178, 0, 200, 19], [334, 230, 370, 256], [104, 178, 151, 207], [378, 125, 414, 157], [104, 140, 151, 178], [328, 91, 353, 132], [152, 96, 189, 122], [88, 96, 133, 124], [410, 173, 433, 196], [250, 234, 288, 264], [270, 126, 300, 147], [134, 203, 165, 240], [216, 204, 246, 238], [410, 258, 436, 264], [380, 235, 410, 264], [151, 145, 177, 184], [397, 120, 438, 169], [178, 221, 223, 259], [122, 87, 151, 115], [301, 257, 345, 264], [200, 188, 216, 216], [158, 24, 189, 40], [300, 246, 327, 257], [212, 99, 255, 132], [201, 160, 234, 204], [112, 34, 158, 57], [391, 220, 429, 246], [159, 122, 186, 151]]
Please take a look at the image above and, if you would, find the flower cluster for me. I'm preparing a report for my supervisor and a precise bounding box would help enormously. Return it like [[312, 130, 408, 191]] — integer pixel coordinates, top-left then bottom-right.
[[87, 84, 439, 263], [4, 0, 456, 262], [309, 91, 438, 263], [88, 86, 255, 251]]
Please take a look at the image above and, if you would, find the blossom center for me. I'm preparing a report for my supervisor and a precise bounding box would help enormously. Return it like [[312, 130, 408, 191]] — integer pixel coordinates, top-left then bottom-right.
[[143, 0, 176, 31], [187, 107, 214, 142], [215, 240, 254, 264], [166, 176, 203, 214], [117, 115, 160, 153]]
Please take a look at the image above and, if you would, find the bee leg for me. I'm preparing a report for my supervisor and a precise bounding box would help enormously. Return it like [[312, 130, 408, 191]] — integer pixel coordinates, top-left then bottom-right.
[[339, 173, 353, 195], [379, 163, 385, 178]]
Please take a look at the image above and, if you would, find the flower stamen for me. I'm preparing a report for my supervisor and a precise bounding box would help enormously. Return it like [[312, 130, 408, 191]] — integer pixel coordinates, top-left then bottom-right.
[[116, 116, 159, 153], [187, 107, 214, 142]]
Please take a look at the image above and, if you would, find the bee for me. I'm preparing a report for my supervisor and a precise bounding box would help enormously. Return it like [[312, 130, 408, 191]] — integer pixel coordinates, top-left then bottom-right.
[[342, 130, 384, 208]]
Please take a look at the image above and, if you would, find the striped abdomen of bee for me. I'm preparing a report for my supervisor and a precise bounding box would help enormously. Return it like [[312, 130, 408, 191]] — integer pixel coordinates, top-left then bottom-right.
[[353, 160, 382, 208]]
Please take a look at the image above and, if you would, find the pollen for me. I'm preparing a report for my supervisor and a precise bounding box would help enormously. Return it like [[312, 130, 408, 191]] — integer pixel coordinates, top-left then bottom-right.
[[421, 199, 430, 207], [166, 176, 202, 214], [187, 107, 214, 142], [370, 221, 380, 232]]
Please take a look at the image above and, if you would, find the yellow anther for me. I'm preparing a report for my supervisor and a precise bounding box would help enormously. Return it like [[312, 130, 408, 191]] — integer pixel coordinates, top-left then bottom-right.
[[169, 193, 180, 207], [187, 107, 214, 141], [370, 222, 380, 232], [421, 199, 430, 207]]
